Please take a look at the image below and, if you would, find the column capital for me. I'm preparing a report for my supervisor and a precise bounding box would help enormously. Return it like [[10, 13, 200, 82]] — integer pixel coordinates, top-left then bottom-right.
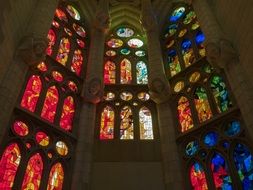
[[82, 78, 104, 104]]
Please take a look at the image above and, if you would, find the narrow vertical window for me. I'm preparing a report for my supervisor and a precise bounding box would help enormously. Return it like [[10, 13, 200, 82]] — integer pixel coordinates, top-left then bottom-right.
[[46, 29, 56, 56], [47, 163, 64, 190], [60, 96, 75, 131], [21, 75, 42, 112], [71, 49, 83, 76], [21, 153, 43, 190], [177, 96, 194, 132], [210, 152, 233, 189], [167, 49, 181, 77], [104, 61, 116, 84], [136, 61, 148, 84], [190, 162, 208, 190], [210, 75, 232, 113], [41, 86, 59, 122], [181, 39, 195, 67], [120, 58, 132, 84], [56, 38, 70, 66], [120, 106, 134, 139], [194, 87, 212, 123], [139, 107, 153, 139], [0, 143, 21, 190], [100, 106, 114, 140]]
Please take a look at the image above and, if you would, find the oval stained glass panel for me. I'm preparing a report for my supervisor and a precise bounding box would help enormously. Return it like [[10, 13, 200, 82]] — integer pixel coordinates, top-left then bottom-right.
[[73, 23, 86, 37], [185, 141, 199, 156], [127, 38, 143, 48], [120, 92, 133, 101], [135, 50, 146, 57], [224, 121, 241, 137], [13, 121, 29, 137], [116, 27, 134, 37], [56, 141, 68, 156], [36, 132, 49, 146], [107, 38, 123, 48], [203, 132, 218, 147], [66, 5, 81, 20], [170, 7, 185, 22], [138, 92, 150, 101]]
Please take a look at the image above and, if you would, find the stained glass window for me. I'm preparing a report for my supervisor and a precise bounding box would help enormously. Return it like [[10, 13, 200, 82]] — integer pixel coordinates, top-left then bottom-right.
[[0, 143, 21, 189], [120, 59, 132, 84], [104, 61, 116, 84], [194, 87, 212, 123], [60, 96, 75, 132], [177, 96, 194, 132], [47, 163, 64, 190], [21, 75, 42, 112], [100, 106, 114, 140], [41, 86, 59, 122], [210, 152, 233, 189], [56, 38, 70, 66], [139, 107, 153, 140], [136, 61, 148, 84], [190, 162, 208, 190], [120, 106, 134, 140], [181, 39, 195, 67], [71, 49, 83, 76], [21, 153, 43, 190]]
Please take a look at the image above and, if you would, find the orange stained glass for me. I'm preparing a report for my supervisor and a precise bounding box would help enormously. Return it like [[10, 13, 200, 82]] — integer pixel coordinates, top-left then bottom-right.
[[120, 58, 132, 84], [177, 96, 194, 132], [71, 49, 83, 76], [0, 143, 21, 190], [13, 120, 29, 136], [47, 163, 64, 190], [60, 96, 75, 131], [41, 86, 59, 123], [104, 60, 116, 84], [21, 75, 42, 112], [194, 87, 212, 123], [46, 29, 56, 56], [21, 153, 43, 190], [120, 106, 134, 139], [100, 106, 114, 140], [56, 38, 70, 66]]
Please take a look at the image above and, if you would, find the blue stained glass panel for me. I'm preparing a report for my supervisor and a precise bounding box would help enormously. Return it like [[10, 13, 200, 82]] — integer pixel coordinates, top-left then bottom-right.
[[225, 121, 241, 137], [204, 132, 218, 148]]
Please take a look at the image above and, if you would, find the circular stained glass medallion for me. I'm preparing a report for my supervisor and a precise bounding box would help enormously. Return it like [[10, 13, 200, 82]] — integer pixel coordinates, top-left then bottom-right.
[[185, 140, 199, 156], [36, 132, 50, 146], [170, 7, 185, 22], [135, 50, 146, 57], [104, 92, 115, 101], [116, 27, 134, 38], [138, 92, 150, 101], [106, 50, 116, 56], [13, 121, 29, 137], [203, 132, 218, 148], [121, 48, 131, 55], [107, 38, 123, 48], [174, 81, 185, 93], [56, 141, 69, 156], [120, 92, 133, 101], [73, 23, 86, 37], [66, 5, 81, 20], [127, 38, 143, 48], [189, 72, 201, 83]]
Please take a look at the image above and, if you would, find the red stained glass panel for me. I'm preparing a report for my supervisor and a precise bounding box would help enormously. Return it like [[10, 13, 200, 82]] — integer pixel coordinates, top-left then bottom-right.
[[21, 153, 43, 190], [60, 96, 75, 131], [21, 75, 42, 112], [47, 163, 64, 190], [71, 50, 83, 76], [41, 86, 59, 123], [0, 143, 21, 189]]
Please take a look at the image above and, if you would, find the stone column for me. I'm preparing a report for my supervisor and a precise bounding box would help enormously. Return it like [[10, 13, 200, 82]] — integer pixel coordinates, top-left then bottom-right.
[[71, 0, 110, 189], [0, 0, 59, 143], [188, 0, 253, 140], [141, 0, 185, 189]]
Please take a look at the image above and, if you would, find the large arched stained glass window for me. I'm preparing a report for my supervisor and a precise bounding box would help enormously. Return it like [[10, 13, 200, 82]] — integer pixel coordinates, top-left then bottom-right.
[[189, 162, 208, 190], [47, 163, 64, 190], [0, 143, 21, 189], [100, 106, 114, 140]]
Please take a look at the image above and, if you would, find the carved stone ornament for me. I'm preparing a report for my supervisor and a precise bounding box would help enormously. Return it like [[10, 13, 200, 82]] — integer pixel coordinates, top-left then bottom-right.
[[15, 35, 48, 66], [149, 78, 170, 104], [83, 78, 104, 104]]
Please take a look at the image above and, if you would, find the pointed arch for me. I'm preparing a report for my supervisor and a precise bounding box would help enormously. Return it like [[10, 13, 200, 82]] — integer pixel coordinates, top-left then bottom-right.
[[46, 29, 56, 56], [177, 96, 194, 132], [100, 106, 115, 140], [0, 143, 21, 189], [56, 38, 70, 66], [181, 39, 195, 67], [120, 58, 132, 84], [60, 96, 75, 132], [194, 87, 212, 123], [120, 106, 134, 139], [189, 161, 208, 190], [41, 86, 59, 122], [47, 162, 64, 190], [136, 61, 148, 84], [210, 152, 233, 189], [104, 60, 116, 84], [21, 153, 43, 190], [71, 49, 83, 76], [21, 75, 42, 112], [139, 106, 153, 139]]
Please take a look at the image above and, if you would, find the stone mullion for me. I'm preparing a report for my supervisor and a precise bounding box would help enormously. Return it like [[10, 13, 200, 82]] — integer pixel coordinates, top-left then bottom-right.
[[0, 0, 59, 143]]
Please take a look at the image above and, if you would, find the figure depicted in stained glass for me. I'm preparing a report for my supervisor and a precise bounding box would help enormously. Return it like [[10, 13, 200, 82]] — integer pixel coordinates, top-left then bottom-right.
[[211, 75, 232, 113], [194, 87, 212, 123], [46, 29, 56, 56], [136, 61, 148, 84], [104, 61, 116, 84], [47, 163, 64, 190], [120, 106, 134, 139], [100, 106, 114, 140], [0, 143, 21, 190], [120, 59, 132, 84], [71, 50, 83, 76], [21, 75, 42, 112], [177, 96, 194, 132], [190, 162, 208, 190], [56, 38, 70, 66], [139, 107, 154, 139], [166, 50, 181, 77], [22, 153, 43, 190], [60, 96, 75, 132], [41, 86, 59, 123], [181, 39, 195, 67]]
